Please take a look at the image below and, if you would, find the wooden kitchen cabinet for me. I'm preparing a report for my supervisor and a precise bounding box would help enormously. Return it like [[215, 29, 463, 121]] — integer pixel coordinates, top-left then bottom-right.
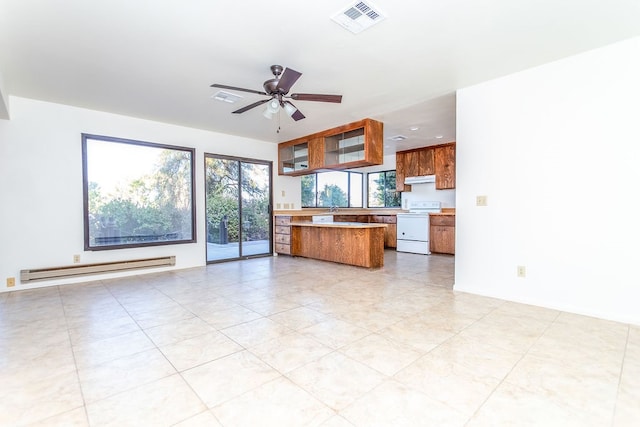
[[274, 215, 313, 254], [419, 148, 435, 176], [274, 215, 293, 254], [430, 214, 455, 254], [322, 119, 383, 169], [333, 215, 370, 223], [395, 151, 410, 192], [278, 118, 383, 175], [434, 144, 456, 190], [403, 151, 421, 178], [396, 142, 455, 192], [369, 215, 397, 248], [278, 138, 323, 176], [333, 214, 396, 248]]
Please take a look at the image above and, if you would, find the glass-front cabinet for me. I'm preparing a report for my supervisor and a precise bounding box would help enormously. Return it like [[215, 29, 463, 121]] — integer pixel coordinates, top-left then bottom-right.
[[324, 128, 365, 166], [279, 142, 309, 174], [277, 118, 383, 176]]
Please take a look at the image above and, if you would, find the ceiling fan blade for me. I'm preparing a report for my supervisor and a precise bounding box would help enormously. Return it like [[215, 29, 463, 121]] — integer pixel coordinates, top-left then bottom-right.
[[282, 101, 306, 121], [275, 68, 302, 93], [232, 98, 269, 114], [210, 83, 266, 96], [291, 109, 306, 121], [290, 93, 342, 103]]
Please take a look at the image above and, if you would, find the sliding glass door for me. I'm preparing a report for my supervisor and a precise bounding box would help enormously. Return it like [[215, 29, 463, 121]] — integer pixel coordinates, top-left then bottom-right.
[[205, 154, 272, 262]]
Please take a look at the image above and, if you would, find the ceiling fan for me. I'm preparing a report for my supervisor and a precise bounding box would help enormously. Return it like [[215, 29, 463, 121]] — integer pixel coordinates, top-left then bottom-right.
[[210, 65, 342, 121]]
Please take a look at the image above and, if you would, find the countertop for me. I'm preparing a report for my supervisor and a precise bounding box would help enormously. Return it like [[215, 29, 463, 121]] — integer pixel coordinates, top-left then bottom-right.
[[289, 221, 387, 228], [430, 208, 456, 216], [275, 209, 405, 216], [275, 208, 455, 216]]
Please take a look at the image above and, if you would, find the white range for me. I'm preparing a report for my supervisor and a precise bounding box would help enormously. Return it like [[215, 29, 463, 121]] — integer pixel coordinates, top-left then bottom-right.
[[396, 201, 442, 255]]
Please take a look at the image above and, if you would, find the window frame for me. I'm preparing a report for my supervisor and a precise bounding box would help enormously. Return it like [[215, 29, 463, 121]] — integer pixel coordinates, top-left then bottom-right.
[[301, 170, 363, 208], [367, 170, 401, 208], [81, 133, 196, 251]]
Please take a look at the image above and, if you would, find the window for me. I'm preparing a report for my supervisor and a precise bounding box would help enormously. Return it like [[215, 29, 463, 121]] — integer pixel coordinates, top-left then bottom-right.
[[301, 171, 363, 208], [82, 134, 196, 250], [368, 171, 401, 208]]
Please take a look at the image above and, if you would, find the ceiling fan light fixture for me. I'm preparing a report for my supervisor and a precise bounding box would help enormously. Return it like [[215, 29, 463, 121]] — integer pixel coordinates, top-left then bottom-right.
[[283, 102, 297, 117], [263, 108, 274, 119], [266, 98, 280, 113]]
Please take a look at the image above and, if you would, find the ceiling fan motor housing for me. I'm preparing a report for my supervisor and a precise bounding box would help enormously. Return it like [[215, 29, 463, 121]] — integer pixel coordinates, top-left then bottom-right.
[[263, 79, 282, 95]]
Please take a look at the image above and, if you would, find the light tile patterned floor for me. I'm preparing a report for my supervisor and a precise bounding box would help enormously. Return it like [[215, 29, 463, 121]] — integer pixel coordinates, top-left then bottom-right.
[[1, 252, 639, 426]]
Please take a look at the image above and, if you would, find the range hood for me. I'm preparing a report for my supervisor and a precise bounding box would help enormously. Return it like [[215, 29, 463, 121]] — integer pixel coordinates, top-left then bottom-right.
[[404, 175, 436, 184]]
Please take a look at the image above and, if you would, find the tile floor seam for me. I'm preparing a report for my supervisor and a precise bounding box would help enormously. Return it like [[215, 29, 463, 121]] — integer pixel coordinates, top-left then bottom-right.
[[64, 280, 198, 415], [610, 324, 631, 427], [461, 309, 563, 426], [175, 369, 224, 424], [57, 283, 92, 426]]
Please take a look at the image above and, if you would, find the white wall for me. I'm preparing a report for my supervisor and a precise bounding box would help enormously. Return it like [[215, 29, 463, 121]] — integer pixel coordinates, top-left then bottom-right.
[[455, 36, 640, 325], [0, 97, 281, 292], [0, 71, 9, 119]]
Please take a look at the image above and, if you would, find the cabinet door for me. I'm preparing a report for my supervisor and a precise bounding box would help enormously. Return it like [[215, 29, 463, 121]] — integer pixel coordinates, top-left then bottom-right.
[[279, 142, 309, 174], [430, 225, 455, 254], [308, 137, 324, 170], [404, 151, 421, 177], [419, 148, 435, 175], [434, 144, 455, 189], [322, 119, 383, 169], [396, 152, 409, 192], [385, 223, 397, 248]]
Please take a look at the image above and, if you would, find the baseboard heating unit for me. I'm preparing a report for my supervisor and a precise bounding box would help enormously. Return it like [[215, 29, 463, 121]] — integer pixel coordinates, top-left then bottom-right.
[[20, 256, 176, 283]]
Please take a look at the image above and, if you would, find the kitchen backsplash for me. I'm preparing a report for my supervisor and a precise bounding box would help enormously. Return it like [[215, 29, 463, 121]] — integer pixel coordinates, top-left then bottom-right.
[[401, 184, 455, 209]]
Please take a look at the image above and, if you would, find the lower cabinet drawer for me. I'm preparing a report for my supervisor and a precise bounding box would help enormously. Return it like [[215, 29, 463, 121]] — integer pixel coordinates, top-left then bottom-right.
[[275, 243, 291, 254], [275, 233, 291, 244], [275, 225, 290, 235], [275, 216, 292, 226], [430, 215, 455, 226], [334, 215, 359, 222], [370, 215, 397, 224]]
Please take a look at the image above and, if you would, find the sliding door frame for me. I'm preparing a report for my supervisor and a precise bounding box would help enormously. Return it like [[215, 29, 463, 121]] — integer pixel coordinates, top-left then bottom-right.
[[204, 152, 273, 264]]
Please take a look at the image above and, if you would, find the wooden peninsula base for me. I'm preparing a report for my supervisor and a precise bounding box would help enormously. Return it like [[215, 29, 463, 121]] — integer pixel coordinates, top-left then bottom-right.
[[290, 222, 386, 268]]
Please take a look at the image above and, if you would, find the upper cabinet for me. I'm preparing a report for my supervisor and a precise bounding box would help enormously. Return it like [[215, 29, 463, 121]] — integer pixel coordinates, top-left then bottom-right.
[[396, 142, 456, 191], [278, 118, 383, 175], [279, 141, 311, 174], [434, 143, 456, 190]]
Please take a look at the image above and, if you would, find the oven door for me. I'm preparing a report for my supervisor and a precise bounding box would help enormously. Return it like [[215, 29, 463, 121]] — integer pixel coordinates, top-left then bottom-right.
[[397, 214, 429, 241], [397, 214, 430, 254]]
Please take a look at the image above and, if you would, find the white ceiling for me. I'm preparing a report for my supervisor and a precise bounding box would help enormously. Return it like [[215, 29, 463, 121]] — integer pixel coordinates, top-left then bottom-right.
[[1, 0, 638, 153]]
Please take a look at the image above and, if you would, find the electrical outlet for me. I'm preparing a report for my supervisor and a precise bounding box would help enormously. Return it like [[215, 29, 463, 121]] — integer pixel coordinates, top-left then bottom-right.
[[281, 190, 286, 197], [73, 254, 81, 263], [476, 195, 488, 206], [7, 277, 16, 287], [517, 266, 526, 278]]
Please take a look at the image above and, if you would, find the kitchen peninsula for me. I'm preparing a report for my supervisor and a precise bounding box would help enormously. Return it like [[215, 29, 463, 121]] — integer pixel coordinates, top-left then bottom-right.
[[289, 221, 387, 268]]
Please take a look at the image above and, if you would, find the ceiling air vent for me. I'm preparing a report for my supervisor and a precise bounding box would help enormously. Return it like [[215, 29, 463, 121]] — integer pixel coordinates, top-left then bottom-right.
[[211, 90, 243, 104], [389, 135, 407, 142], [331, 1, 387, 34]]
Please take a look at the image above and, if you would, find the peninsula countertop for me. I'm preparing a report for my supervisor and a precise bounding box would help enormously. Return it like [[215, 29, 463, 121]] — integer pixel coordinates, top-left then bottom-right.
[[274, 207, 455, 216], [289, 221, 388, 228], [274, 208, 405, 216]]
